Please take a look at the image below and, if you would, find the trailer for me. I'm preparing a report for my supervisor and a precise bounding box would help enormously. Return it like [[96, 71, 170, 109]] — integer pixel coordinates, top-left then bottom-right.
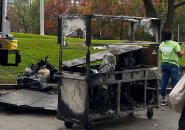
[[57, 14, 161, 130]]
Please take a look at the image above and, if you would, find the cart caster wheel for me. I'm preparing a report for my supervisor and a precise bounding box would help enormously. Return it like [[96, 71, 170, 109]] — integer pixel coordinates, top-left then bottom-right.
[[129, 112, 134, 115], [147, 108, 153, 119], [64, 121, 73, 129], [84, 122, 94, 130]]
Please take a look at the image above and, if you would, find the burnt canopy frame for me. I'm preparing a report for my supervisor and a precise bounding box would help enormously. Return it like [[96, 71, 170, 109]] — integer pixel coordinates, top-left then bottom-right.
[[58, 14, 161, 69], [58, 14, 161, 44]]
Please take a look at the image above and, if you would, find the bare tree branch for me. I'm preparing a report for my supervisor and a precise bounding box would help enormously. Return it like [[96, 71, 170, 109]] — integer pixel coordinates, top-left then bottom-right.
[[175, 1, 185, 9]]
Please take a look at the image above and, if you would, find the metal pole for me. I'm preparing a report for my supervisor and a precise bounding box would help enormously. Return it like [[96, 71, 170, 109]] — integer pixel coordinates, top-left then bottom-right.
[[0, 0, 3, 33], [178, 24, 179, 42], [40, 0, 44, 35], [2, 0, 10, 38]]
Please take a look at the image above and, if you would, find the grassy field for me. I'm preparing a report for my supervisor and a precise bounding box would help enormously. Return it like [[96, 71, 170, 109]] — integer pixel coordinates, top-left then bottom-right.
[[0, 33, 120, 83], [0, 33, 185, 84]]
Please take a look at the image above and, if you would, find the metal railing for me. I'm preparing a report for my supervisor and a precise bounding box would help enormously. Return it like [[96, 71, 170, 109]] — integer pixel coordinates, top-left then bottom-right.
[[177, 24, 185, 43]]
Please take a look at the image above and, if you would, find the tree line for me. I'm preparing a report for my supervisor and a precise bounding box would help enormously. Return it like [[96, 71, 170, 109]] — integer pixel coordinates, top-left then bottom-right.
[[7, 0, 185, 40]]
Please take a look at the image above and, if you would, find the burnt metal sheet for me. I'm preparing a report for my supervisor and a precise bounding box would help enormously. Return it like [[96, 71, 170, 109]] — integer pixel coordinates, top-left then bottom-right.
[[0, 89, 57, 111], [109, 45, 142, 55], [63, 51, 112, 67], [63, 45, 142, 67], [58, 78, 87, 121]]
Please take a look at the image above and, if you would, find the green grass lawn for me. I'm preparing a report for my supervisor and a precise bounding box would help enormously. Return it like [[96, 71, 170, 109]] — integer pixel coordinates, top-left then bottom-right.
[[0, 33, 185, 84], [0, 33, 120, 83], [0, 34, 57, 83]]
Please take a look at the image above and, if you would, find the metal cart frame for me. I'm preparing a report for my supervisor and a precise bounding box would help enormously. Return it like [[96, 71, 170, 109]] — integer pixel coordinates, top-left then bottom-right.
[[57, 14, 161, 130]]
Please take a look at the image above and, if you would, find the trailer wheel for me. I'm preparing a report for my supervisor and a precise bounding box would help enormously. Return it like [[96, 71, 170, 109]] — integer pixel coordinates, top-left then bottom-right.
[[84, 122, 94, 130], [64, 121, 73, 128], [147, 108, 153, 119]]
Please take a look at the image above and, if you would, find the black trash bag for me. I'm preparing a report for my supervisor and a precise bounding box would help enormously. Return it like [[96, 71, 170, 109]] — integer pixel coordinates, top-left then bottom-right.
[[17, 57, 59, 93], [22, 77, 56, 91]]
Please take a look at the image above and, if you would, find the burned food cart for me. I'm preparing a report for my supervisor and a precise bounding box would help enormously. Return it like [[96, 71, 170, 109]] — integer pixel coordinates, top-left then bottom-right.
[[57, 14, 161, 130]]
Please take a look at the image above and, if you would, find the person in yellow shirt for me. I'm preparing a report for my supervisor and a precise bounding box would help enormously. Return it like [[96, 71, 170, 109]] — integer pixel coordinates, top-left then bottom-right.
[[159, 29, 185, 106]]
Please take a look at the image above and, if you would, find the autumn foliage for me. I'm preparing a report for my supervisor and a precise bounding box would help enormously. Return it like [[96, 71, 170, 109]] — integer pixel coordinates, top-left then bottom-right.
[[44, 0, 69, 35], [44, 0, 149, 36], [11, 0, 183, 37]]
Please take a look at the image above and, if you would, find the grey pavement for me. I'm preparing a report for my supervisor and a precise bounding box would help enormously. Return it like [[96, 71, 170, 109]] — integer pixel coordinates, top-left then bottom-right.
[[0, 95, 181, 130]]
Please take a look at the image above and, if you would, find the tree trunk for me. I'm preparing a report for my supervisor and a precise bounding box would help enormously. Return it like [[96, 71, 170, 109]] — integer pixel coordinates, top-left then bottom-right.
[[120, 21, 123, 40], [143, 0, 185, 31], [24, 26, 28, 33], [163, 0, 175, 30], [143, 0, 157, 17]]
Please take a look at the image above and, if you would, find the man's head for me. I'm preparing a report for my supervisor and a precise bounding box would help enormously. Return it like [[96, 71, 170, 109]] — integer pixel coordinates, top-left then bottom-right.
[[162, 29, 172, 41]]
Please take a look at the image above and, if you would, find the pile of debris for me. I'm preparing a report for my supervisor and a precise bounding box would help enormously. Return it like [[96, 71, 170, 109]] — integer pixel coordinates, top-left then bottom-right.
[[17, 57, 59, 93]]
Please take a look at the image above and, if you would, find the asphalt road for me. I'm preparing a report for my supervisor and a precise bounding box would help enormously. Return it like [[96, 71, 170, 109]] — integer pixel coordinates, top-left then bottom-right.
[[0, 96, 181, 130]]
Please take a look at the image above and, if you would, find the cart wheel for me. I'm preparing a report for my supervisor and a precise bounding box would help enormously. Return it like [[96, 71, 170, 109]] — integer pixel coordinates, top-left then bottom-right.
[[129, 111, 134, 115], [147, 108, 153, 119], [84, 122, 94, 130], [64, 121, 73, 129]]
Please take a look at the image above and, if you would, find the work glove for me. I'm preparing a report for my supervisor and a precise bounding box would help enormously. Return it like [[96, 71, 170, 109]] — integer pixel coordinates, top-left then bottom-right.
[[181, 44, 185, 50]]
